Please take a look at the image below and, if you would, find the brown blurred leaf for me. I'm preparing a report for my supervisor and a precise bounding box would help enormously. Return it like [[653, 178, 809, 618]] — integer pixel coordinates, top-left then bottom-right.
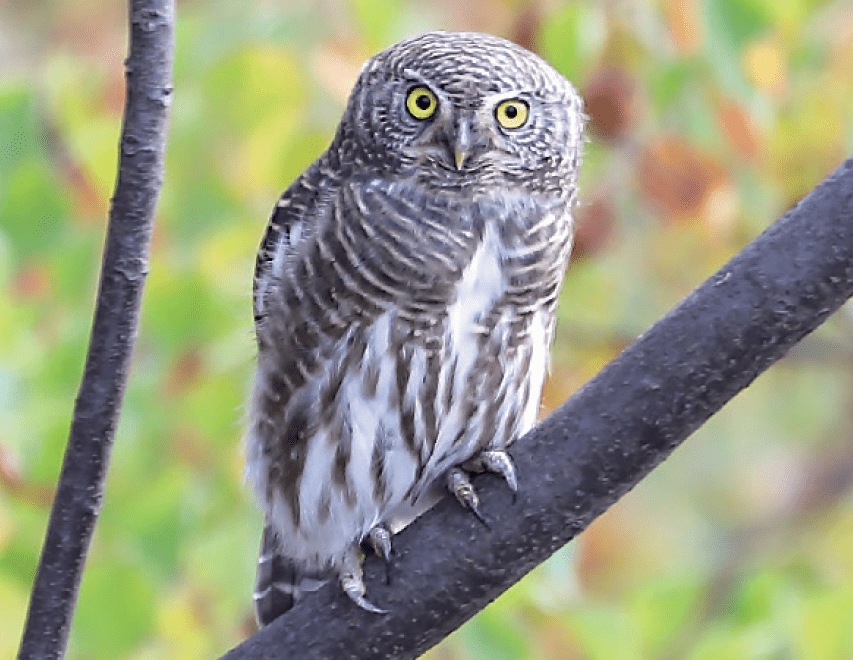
[[163, 350, 205, 397], [101, 62, 127, 115], [510, 2, 542, 53], [795, 442, 853, 515], [574, 509, 630, 594], [663, 0, 702, 53], [62, 157, 106, 220], [540, 369, 580, 417], [638, 135, 726, 223], [535, 623, 583, 660], [716, 98, 760, 160], [43, 120, 108, 220], [173, 427, 211, 470], [573, 196, 616, 260], [0, 444, 55, 507], [438, 0, 512, 35], [582, 66, 639, 142], [11, 260, 51, 300]]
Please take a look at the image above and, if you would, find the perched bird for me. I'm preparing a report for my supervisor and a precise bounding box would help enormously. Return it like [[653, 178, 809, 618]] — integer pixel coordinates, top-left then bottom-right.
[[246, 31, 584, 624]]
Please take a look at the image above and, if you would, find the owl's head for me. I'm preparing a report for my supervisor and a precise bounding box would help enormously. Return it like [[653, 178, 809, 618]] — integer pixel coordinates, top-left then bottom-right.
[[337, 31, 584, 199]]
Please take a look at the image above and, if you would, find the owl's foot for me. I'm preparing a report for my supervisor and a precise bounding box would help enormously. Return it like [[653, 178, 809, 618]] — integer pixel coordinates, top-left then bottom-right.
[[339, 545, 387, 615], [464, 449, 518, 501], [366, 525, 393, 585], [463, 449, 518, 491], [367, 525, 393, 561], [447, 467, 489, 528]]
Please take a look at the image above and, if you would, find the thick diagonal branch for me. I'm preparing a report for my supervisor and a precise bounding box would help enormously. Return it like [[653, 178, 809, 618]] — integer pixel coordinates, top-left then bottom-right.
[[221, 157, 853, 660], [17, 3, 173, 659]]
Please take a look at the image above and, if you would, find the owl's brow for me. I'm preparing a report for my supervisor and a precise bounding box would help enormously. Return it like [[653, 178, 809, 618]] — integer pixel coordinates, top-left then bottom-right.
[[483, 90, 532, 102], [401, 68, 432, 85], [401, 67, 543, 101]]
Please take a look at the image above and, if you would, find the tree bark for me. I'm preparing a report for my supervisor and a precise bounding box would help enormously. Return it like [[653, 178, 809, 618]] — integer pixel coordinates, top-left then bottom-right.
[[17, 2, 174, 659]]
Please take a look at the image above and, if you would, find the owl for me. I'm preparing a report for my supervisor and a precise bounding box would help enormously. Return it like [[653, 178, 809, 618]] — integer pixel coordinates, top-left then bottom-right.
[[246, 31, 584, 623]]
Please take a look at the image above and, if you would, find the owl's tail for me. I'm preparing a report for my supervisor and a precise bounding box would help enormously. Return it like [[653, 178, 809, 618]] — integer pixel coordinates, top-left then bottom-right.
[[253, 522, 327, 626]]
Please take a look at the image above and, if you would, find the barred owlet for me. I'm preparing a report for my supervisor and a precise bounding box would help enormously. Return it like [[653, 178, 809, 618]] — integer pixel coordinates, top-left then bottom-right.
[[246, 31, 584, 623]]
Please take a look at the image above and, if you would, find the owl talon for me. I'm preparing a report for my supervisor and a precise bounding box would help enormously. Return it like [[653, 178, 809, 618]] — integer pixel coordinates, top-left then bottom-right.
[[340, 546, 387, 614], [342, 583, 388, 614], [468, 498, 490, 529], [464, 449, 518, 493], [367, 526, 393, 562], [366, 526, 394, 585], [447, 467, 490, 529]]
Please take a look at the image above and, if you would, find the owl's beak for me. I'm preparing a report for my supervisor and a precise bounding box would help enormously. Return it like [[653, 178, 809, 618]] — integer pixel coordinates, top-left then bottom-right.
[[452, 117, 473, 170], [454, 146, 467, 171]]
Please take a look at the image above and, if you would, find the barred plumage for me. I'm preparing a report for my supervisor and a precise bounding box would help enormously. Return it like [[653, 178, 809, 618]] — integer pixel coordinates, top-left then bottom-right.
[[246, 31, 584, 623]]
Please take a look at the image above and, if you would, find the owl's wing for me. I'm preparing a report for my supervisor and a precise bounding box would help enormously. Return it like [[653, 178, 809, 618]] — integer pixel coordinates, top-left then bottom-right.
[[250, 176, 481, 624], [253, 158, 329, 327]]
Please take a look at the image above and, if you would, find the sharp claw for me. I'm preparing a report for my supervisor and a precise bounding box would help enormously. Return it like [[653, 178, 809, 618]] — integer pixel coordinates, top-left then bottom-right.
[[467, 497, 491, 530], [447, 467, 491, 529], [483, 450, 519, 492], [367, 526, 394, 585], [342, 580, 388, 615], [339, 546, 387, 614], [367, 526, 392, 562], [355, 596, 388, 615], [465, 449, 518, 493]]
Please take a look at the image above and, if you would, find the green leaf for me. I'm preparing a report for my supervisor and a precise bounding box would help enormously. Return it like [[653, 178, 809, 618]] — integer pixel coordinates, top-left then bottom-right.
[[0, 85, 39, 180], [0, 576, 29, 660], [703, 0, 772, 95], [352, 0, 405, 51], [70, 562, 156, 660], [142, 265, 230, 356], [630, 576, 705, 655], [0, 158, 68, 260], [458, 603, 531, 660], [564, 604, 642, 660], [540, 4, 606, 84], [796, 591, 853, 660]]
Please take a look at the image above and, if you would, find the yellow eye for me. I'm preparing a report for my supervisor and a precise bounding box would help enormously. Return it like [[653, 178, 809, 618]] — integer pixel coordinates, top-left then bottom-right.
[[406, 86, 438, 120], [495, 99, 529, 129]]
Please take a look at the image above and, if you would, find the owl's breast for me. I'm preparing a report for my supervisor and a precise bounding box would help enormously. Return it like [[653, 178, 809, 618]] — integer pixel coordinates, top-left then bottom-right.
[[248, 176, 575, 557]]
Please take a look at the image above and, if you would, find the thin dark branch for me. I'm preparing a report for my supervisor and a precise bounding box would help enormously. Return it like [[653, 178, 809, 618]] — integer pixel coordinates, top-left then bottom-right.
[[17, 2, 174, 659], [221, 157, 853, 660]]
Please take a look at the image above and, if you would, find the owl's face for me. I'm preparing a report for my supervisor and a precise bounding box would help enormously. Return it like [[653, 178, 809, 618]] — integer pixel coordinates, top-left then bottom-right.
[[340, 32, 584, 198]]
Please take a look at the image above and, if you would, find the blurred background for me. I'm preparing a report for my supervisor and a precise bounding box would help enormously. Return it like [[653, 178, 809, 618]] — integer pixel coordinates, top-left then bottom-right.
[[2, 0, 853, 658]]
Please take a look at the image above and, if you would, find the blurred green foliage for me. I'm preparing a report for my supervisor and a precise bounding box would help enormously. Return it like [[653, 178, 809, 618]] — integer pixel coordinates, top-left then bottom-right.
[[2, 0, 853, 658]]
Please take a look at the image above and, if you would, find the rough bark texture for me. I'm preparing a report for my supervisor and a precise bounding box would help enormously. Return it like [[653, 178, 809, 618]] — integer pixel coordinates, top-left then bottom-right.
[[221, 156, 853, 660], [17, 3, 173, 659]]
